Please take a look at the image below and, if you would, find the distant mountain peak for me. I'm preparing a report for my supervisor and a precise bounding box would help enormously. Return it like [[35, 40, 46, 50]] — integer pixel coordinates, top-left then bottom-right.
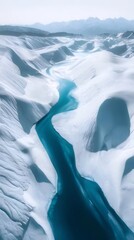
[[29, 17, 134, 36]]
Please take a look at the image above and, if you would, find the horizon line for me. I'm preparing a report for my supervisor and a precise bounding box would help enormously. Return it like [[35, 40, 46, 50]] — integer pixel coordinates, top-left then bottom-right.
[[1, 16, 134, 26]]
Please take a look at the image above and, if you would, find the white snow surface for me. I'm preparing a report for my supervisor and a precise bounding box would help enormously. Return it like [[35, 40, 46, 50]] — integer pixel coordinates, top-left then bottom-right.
[[0, 33, 134, 239], [0, 35, 61, 240], [53, 49, 134, 232]]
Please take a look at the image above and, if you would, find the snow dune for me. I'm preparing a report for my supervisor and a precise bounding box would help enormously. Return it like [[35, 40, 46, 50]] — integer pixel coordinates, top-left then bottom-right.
[[89, 98, 130, 152]]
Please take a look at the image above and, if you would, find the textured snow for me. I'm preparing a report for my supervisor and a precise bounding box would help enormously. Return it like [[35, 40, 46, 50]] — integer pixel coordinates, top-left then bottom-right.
[[0, 35, 61, 240], [0, 32, 134, 239], [52, 45, 134, 232]]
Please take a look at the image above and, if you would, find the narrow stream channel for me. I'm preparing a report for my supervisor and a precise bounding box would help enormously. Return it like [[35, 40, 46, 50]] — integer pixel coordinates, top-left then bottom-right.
[[36, 79, 134, 240]]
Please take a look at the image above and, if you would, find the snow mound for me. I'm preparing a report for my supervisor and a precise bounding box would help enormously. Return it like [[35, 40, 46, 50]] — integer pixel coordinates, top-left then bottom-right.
[[23, 37, 56, 50], [84, 42, 94, 51], [89, 98, 130, 152], [51, 49, 66, 63], [9, 48, 41, 77], [69, 39, 87, 51], [109, 44, 127, 56], [60, 46, 74, 56], [41, 46, 74, 64]]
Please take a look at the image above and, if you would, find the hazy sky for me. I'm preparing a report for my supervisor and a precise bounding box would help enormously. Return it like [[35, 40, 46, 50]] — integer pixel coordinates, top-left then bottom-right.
[[1, 0, 134, 25]]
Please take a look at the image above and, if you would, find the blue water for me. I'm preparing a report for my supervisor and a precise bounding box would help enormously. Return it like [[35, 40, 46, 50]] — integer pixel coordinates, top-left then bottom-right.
[[36, 79, 134, 240]]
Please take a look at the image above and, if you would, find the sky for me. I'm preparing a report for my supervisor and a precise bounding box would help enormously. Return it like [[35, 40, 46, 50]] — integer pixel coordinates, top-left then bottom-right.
[[1, 0, 134, 25]]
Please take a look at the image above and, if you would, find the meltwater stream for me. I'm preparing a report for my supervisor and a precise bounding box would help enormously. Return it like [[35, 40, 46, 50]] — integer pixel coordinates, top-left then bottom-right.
[[36, 79, 134, 240]]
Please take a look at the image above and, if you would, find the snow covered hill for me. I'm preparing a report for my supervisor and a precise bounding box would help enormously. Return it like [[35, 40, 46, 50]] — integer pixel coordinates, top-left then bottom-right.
[[0, 27, 134, 239]]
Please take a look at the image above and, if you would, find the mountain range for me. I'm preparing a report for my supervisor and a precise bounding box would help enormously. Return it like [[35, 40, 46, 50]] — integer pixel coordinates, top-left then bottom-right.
[[30, 17, 134, 36]]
